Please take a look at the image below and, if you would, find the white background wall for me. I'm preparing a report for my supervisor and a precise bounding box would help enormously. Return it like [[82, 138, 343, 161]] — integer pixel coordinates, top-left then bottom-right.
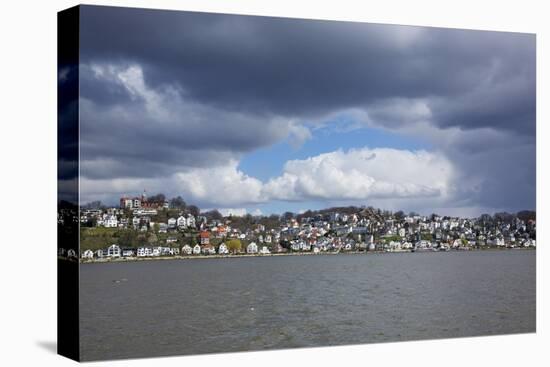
[[0, 0, 548, 366]]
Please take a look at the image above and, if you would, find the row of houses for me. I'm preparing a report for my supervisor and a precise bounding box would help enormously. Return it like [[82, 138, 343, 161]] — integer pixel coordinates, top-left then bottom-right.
[[80, 242, 271, 260]]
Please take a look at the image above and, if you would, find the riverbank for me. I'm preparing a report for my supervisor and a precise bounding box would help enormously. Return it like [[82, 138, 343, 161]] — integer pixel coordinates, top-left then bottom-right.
[[79, 247, 535, 264]]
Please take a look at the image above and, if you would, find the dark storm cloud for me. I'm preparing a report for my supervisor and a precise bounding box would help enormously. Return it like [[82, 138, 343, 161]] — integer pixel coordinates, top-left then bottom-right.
[[76, 5, 535, 213], [79, 5, 535, 135]]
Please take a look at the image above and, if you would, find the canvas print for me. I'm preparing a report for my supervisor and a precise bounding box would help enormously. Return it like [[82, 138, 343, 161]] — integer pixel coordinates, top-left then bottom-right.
[[58, 5, 536, 362]]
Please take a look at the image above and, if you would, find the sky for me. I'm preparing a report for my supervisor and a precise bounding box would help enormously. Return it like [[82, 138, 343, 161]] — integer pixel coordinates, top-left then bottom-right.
[[66, 5, 536, 217]]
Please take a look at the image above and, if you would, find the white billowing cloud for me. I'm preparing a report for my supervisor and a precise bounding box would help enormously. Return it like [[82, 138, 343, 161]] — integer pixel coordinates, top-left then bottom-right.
[[217, 208, 248, 217], [80, 161, 265, 208], [173, 161, 265, 206], [262, 147, 453, 202], [80, 147, 455, 211]]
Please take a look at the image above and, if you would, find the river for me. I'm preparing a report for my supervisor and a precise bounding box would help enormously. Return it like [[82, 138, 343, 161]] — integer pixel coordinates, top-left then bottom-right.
[[79, 250, 535, 361]]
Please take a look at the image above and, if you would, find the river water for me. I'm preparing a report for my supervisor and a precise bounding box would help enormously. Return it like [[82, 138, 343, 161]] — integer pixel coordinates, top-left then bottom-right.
[[79, 250, 535, 361]]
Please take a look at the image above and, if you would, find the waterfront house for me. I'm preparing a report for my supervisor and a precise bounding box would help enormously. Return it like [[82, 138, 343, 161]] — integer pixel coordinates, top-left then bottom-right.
[[137, 247, 153, 257], [201, 244, 216, 255], [259, 246, 270, 255], [247, 242, 258, 254], [107, 244, 121, 257], [95, 249, 104, 258], [181, 245, 192, 255], [122, 248, 135, 257], [81, 249, 94, 259], [218, 243, 229, 254], [192, 244, 201, 255]]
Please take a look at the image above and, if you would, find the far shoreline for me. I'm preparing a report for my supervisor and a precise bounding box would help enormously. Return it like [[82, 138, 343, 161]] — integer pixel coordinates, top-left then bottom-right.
[[78, 247, 535, 264]]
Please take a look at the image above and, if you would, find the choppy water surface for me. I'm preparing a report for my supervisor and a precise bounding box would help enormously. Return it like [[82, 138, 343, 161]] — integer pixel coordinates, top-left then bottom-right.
[[80, 250, 535, 360]]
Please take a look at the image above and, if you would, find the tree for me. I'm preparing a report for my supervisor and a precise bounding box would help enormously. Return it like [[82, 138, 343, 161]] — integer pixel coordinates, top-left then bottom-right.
[[170, 196, 187, 209], [204, 209, 223, 221], [494, 212, 514, 224], [118, 230, 137, 248], [148, 193, 166, 202], [282, 211, 294, 222], [187, 205, 200, 217], [148, 233, 158, 244], [394, 210, 405, 220], [226, 239, 242, 254], [82, 200, 104, 209], [517, 210, 536, 222], [136, 233, 148, 247]]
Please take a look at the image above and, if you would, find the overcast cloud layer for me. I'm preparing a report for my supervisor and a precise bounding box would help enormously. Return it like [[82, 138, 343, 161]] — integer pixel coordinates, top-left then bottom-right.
[[74, 5, 535, 216]]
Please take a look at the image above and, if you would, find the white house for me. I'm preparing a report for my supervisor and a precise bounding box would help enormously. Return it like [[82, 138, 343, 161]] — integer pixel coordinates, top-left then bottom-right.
[[168, 218, 177, 229], [415, 240, 431, 250], [201, 245, 216, 255], [452, 239, 462, 248], [187, 215, 196, 228], [137, 247, 153, 257], [259, 246, 270, 255], [247, 242, 258, 254], [107, 244, 121, 257], [81, 249, 94, 259], [218, 243, 229, 254], [177, 216, 187, 228], [104, 214, 118, 228], [122, 248, 135, 257], [192, 244, 201, 255], [95, 249, 104, 258], [181, 245, 192, 255]]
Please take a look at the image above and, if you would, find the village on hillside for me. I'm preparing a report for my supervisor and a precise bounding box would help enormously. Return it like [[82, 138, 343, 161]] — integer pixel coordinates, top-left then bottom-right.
[[57, 191, 537, 262]]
